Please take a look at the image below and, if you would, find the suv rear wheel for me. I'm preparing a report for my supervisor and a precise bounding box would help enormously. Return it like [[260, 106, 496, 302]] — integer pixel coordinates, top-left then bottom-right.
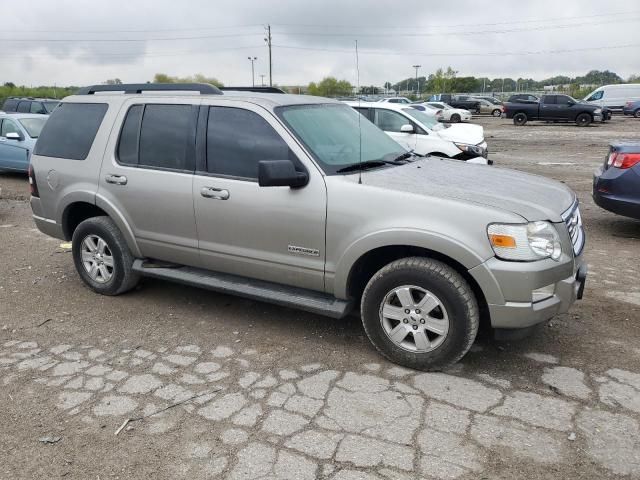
[[72, 216, 140, 296], [360, 257, 479, 371]]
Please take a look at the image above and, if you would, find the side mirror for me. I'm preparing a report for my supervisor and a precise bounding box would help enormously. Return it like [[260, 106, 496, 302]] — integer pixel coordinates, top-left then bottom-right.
[[567, 100, 575, 106], [258, 160, 308, 188], [5, 132, 22, 141], [400, 124, 415, 133]]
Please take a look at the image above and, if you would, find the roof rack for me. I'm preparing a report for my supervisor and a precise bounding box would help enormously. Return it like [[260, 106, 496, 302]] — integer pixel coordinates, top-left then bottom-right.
[[76, 83, 222, 95], [219, 86, 286, 94]]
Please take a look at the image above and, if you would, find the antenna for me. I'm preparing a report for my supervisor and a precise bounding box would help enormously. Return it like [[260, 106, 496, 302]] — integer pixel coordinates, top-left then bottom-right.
[[356, 39, 362, 185]]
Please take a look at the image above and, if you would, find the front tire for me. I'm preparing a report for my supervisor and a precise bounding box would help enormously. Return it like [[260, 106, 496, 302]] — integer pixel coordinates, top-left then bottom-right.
[[492, 109, 502, 117], [576, 113, 592, 127], [360, 257, 479, 371], [450, 113, 461, 123], [635, 109, 640, 118], [72, 216, 140, 296], [513, 112, 528, 126]]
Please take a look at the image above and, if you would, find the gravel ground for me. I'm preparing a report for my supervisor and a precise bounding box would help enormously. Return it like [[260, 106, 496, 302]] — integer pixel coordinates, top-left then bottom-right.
[[1, 115, 639, 480]]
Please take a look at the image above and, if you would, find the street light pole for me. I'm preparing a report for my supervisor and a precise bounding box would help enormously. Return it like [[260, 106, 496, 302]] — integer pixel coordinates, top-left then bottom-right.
[[259, 74, 266, 87], [412, 65, 421, 98], [248, 56, 257, 87]]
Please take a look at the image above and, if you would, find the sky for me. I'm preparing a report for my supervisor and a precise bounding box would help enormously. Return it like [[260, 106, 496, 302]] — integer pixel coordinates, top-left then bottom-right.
[[1, 0, 639, 87]]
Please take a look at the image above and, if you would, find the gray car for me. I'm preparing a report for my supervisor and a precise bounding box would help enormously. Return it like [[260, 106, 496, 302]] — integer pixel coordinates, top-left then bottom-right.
[[0, 113, 48, 173], [29, 83, 587, 370]]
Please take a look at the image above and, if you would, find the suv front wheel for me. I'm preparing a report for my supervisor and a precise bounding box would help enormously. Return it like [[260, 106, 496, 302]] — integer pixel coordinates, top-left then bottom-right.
[[361, 257, 479, 371], [72, 216, 140, 296]]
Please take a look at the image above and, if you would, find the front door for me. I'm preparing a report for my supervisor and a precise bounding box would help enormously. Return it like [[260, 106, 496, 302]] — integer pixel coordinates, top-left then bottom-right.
[[193, 104, 327, 291], [0, 118, 28, 171], [98, 100, 200, 266]]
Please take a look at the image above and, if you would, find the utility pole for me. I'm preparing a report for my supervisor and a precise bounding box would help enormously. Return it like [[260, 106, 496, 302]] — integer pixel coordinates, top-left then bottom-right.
[[260, 74, 266, 87], [264, 25, 273, 87], [248, 56, 257, 87], [412, 65, 421, 98], [501, 78, 505, 94]]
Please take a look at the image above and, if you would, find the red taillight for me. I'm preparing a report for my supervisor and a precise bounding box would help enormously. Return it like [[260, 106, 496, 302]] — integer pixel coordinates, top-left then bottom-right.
[[609, 152, 640, 169], [28, 164, 39, 197], [626, 101, 633, 108]]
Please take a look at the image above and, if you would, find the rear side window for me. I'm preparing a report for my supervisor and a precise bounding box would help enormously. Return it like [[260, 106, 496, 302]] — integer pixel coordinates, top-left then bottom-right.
[[17, 101, 30, 113], [139, 104, 193, 170], [30, 102, 46, 114], [117, 105, 143, 166], [2, 99, 18, 111], [34, 103, 108, 160], [206, 107, 291, 179]]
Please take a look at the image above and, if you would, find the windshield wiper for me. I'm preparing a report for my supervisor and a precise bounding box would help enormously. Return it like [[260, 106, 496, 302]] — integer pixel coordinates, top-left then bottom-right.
[[336, 159, 403, 173], [387, 151, 421, 163]]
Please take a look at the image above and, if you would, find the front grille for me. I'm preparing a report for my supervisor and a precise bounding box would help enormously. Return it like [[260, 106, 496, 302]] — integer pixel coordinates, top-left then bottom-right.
[[562, 200, 585, 256]]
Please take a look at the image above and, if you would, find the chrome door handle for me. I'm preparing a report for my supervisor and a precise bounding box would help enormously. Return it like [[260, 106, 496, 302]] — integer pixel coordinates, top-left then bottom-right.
[[201, 187, 230, 200], [105, 174, 127, 185]]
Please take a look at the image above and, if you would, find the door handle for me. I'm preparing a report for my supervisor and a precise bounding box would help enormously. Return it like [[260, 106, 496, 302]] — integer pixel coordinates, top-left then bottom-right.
[[201, 187, 230, 200], [105, 174, 127, 185]]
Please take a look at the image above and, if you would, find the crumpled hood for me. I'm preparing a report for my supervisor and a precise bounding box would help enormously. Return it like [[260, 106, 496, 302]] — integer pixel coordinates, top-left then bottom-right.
[[361, 158, 576, 222], [436, 123, 484, 145]]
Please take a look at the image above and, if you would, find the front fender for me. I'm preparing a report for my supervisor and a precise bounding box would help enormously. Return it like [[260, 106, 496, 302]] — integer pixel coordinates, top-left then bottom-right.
[[330, 228, 488, 299]]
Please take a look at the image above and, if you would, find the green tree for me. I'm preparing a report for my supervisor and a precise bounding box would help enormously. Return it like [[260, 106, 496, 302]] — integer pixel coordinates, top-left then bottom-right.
[[152, 73, 223, 87], [105, 78, 123, 85], [307, 77, 353, 97]]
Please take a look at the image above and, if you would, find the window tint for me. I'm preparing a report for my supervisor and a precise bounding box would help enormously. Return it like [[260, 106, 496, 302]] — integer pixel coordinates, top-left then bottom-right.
[[43, 102, 59, 113], [34, 103, 108, 160], [139, 104, 193, 171], [17, 101, 31, 113], [354, 107, 371, 121], [2, 99, 18, 111], [374, 109, 409, 133], [1, 119, 20, 137], [206, 107, 291, 179], [543, 96, 557, 105], [117, 105, 143, 165], [556, 95, 571, 105], [30, 102, 47, 114]]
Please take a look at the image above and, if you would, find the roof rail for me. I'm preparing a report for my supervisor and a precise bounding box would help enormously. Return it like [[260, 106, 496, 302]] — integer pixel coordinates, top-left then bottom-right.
[[76, 83, 222, 95], [219, 86, 286, 94]]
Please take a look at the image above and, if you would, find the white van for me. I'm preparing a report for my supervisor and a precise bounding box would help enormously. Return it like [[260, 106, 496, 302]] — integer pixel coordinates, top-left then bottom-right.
[[583, 84, 640, 111]]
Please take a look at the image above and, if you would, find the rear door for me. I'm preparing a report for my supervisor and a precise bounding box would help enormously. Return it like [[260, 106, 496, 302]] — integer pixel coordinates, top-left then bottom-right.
[[0, 118, 29, 171], [192, 103, 327, 291], [98, 100, 200, 266]]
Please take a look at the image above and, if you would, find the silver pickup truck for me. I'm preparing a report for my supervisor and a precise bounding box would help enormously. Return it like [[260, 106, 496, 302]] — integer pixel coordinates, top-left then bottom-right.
[[29, 83, 587, 370]]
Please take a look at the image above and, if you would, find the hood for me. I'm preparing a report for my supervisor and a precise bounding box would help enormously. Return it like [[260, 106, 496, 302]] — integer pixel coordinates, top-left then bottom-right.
[[361, 158, 575, 222], [436, 123, 484, 145]]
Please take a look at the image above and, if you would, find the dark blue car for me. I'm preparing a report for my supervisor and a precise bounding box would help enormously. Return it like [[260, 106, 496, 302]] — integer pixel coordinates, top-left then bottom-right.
[[623, 100, 640, 118], [593, 142, 640, 220]]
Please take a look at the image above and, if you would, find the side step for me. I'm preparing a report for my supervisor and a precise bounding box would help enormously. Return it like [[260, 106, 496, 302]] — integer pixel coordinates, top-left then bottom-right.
[[132, 260, 353, 319]]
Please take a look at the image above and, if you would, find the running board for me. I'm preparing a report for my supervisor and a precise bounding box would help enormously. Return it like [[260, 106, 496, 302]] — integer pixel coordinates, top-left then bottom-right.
[[132, 259, 353, 319]]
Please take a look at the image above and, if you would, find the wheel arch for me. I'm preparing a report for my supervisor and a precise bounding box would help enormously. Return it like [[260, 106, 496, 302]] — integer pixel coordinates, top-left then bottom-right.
[[344, 244, 490, 331]]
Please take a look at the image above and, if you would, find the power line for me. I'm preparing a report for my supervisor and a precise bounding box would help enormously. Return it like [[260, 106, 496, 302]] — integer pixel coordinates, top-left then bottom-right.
[[272, 42, 640, 58], [0, 45, 263, 59], [0, 24, 264, 34]]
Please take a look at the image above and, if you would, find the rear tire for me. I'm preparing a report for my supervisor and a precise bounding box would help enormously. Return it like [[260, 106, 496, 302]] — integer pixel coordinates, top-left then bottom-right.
[[72, 216, 140, 296], [360, 257, 479, 371], [634, 109, 640, 118], [450, 113, 461, 123], [513, 112, 527, 126], [576, 113, 592, 127]]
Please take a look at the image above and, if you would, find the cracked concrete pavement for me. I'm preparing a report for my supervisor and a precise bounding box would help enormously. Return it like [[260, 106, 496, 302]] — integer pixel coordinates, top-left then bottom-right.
[[1, 116, 640, 479]]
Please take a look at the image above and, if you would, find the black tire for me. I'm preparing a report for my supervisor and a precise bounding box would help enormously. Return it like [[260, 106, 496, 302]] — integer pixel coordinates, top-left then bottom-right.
[[513, 112, 527, 126], [450, 113, 461, 123], [360, 257, 479, 371], [576, 113, 592, 127], [491, 109, 502, 117], [635, 109, 640, 119], [72, 216, 140, 296]]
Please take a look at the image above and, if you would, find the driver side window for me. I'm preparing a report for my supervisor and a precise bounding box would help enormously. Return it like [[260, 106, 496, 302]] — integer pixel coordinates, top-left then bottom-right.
[[588, 91, 603, 101], [1, 119, 20, 137], [374, 109, 410, 133]]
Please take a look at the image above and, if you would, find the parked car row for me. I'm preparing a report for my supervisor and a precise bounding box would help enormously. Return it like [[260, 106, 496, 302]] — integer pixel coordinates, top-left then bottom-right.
[[1, 97, 59, 115], [0, 112, 48, 172]]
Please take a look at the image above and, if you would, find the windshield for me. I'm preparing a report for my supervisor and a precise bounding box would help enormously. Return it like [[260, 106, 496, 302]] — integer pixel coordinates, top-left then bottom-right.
[[402, 108, 444, 131], [18, 117, 47, 138], [277, 104, 406, 175], [43, 102, 59, 113]]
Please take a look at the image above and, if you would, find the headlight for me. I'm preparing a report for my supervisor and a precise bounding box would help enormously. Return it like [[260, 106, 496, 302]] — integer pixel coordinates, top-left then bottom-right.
[[454, 142, 484, 156], [594, 108, 602, 114], [487, 222, 562, 261]]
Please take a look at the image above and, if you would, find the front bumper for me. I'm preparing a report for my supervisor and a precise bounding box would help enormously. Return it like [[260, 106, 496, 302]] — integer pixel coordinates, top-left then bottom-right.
[[594, 114, 603, 122], [469, 253, 587, 330]]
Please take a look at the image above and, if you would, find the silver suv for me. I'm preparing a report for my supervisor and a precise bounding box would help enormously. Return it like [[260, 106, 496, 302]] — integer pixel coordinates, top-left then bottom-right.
[[29, 83, 587, 370]]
